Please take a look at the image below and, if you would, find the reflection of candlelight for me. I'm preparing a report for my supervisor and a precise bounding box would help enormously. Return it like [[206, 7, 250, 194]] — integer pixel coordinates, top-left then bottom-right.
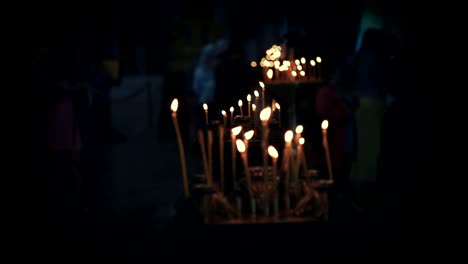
[[238, 99, 243, 117], [268, 145, 279, 219], [236, 139, 255, 215], [275, 102, 281, 128], [229, 106, 234, 125], [247, 94, 251, 117], [321, 120, 333, 180], [221, 110, 227, 129], [260, 107, 272, 216], [171, 99, 189, 197], [203, 103, 208, 127], [259, 82, 265, 110], [231, 126, 242, 185], [218, 125, 225, 192]]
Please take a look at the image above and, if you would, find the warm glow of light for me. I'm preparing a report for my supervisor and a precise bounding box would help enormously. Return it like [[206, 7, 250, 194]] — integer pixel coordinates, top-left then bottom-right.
[[250, 61, 257, 67], [236, 139, 246, 153], [300, 57, 306, 64], [316, 57, 322, 63], [299, 138, 305, 145], [321, 120, 329, 129], [231, 126, 242, 136], [295, 125, 303, 134], [274, 60, 280, 67], [221, 110, 226, 116], [284, 61, 291, 66], [254, 90, 259, 97], [275, 102, 280, 110], [259, 82, 265, 89], [238, 100, 243, 107], [297, 65, 302, 71], [252, 104, 256, 111], [203, 103, 208, 111], [170, 99, 178, 112], [230, 106, 234, 112], [292, 71, 297, 77], [247, 94, 251, 102], [267, 69, 273, 79], [244, 130, 254, 140], [295, 59, 300, 65], [268, 145, 279, 159], [284, 130, 293, 142], [310, 60, 316, 66], [260, 107, 272, 122], [300, 71, 305, 76]]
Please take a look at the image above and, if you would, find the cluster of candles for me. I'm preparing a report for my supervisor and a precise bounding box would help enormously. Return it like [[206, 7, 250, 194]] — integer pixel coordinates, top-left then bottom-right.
[[250, 44, 323, 83], [170, 83, 333, 218]]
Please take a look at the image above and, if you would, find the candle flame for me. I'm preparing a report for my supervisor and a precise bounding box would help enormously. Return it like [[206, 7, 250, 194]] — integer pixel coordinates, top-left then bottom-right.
[[170, 99, 178, 112], [230, 106, 234, 112], [238, 100, 243, 107], [295, 125, 303, 134], [268, 145, 279, 159], [310, 60, 316, 66], [300, 70, 305, 76], [250, 61, 257, 67], [300, 57, 306, 64], [267, 69, 273, 79], [252, 104, 256, 111], [221, 110, 226, 116], [259, 107, 272, 122], [247, 94, 251, 102], [244, 130, 254, 140], [231, 125, 242, 136], [254, 90, 259, 97], [274, 60, 280, 67], [284, 130, 293, 142], [203, 103, 208, 110], [297, 65, 302, 71], [299, 137, 305, 145], [236, 139, 246, 153], [292, 71, 297, 77], [321, 120, 329, 129], [316, 56, 322, 63], [295, 59, 300, 65], [259, 82, 265, 89], [275, 102, 280, 110]]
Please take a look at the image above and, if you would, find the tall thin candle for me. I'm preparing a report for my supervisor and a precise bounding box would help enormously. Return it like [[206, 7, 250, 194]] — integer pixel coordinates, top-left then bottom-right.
[[260, 107, 272, 216], [259, 82, 265, 110], [268, 145, 279, 219], [284, 130, 294, 212], [231, 126, 242, 186], [247, 94, 251, 117], [218, 125, 225, 192], [203, 103, 208, 127], [238, 99, 243, 117], [236, 139, 255, 216], [321, 120, 333, 180], [171, 99, 189, 197], [221, 110, 227, 129], [229, 106, 234, 125]]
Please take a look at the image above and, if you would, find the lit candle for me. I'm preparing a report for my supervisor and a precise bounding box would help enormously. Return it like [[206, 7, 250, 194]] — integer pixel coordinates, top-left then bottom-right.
[[299, 137, 307, 172], [275, 102, 281, 128], [321, 120, 333, 180], [221, 110, 227, 129], [170, 99, 189, 197], [260, 107, 272, 216], [291, 70, 297, 80], [259, 81, 265, 110], [203, 103, 208, 127], [231, 126, 242, 185], [316, 56, 322, 80], [229, 106, 234, 125], [238, 99, 243, 117], [197, 130, 210, 186], [207, 130, 214, 186], [251, 103, 257, 128], [294, 125, 303, 145], [254, 90, 259, 112], [236, 139, 255, 216], [300, 57, 306, 65], [283, 130, 294, 212], [243, 130, 254, 150], [218, 125, 225, 192], [274, 60, 280, 81], [267, 68, 273, 82], [293, 125, 304, 195], [310, 60, 316, 80], [247, 94, 251, 117], [268, 145, 279, 219]]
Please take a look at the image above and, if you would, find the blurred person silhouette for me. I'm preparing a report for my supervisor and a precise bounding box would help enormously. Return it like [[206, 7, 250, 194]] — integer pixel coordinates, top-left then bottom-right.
[[315, 69, 358, 215], [341, 28, 396, 211]]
